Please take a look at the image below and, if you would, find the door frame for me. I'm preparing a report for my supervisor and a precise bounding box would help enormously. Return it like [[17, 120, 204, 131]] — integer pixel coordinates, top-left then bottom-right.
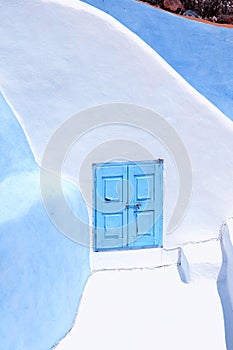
[[93, 160, 163, 252]]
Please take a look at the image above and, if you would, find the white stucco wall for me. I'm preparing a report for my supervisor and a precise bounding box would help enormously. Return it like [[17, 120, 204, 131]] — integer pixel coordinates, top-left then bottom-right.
[[221, 219, 233, 311], [0, 91, 90, 350], [1, 0, 233, 249]]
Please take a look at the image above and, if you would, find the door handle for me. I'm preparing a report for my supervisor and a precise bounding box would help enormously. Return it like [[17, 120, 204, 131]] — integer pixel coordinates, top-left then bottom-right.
[[125, 203, 141, 209]]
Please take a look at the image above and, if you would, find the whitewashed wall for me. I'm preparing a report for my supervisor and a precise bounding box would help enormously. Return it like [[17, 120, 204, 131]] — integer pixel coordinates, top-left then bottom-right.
[[221, 219, 233, 310], [0, 0, 233, 248]]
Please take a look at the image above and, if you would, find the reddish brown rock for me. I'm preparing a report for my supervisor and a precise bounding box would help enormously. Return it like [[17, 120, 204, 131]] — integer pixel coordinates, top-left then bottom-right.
[[163, 0, 184, 12]]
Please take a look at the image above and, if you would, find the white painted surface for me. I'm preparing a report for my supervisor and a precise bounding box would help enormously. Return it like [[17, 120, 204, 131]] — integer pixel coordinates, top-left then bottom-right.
[[1, 0, 233, 251], [0, 2, 230, 348], [179, 240, 222, 283], [56, 266, 226, 350], [221, 219, 233, 311], [91, 247, 180, 271]]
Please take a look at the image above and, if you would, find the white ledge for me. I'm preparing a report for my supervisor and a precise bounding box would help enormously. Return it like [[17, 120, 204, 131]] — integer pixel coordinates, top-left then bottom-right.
[[179, 239, 222, 283], [90, 247, 180, 272]]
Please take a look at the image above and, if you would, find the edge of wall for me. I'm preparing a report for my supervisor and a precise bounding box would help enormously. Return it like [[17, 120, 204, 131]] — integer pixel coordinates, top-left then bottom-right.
[[220, 218, 233, 310]]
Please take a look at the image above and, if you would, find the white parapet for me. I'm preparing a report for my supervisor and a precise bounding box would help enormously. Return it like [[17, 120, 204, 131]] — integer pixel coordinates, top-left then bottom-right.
[[179, 239, 222, 283], [221, 218, 233, 311]]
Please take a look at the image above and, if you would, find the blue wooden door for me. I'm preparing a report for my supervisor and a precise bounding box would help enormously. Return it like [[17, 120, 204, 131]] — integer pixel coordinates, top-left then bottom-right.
[[94, 161, 163, 251], [94, 163, 128, 250], [127, 162, 163, 248]]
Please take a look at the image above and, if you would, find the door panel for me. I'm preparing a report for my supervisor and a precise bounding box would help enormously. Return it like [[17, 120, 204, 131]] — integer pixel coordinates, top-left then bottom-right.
[[136, 210, 154, 236], [103, 212, 124, 239], [94, 161, 163, 251], [136, 174, 154, 201], [128, 162, 162, 248], [104, 176, 123, 202], [94, 164, 127, 250]]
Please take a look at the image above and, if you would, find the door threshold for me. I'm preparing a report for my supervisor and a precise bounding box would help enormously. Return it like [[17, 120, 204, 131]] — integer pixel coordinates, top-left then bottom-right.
[[90, 247, 179, 272]]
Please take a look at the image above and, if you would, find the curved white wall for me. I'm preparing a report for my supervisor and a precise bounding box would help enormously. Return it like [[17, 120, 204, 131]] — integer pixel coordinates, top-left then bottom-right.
[[1, 0, 233, 247], [0, 92, 90, 350]]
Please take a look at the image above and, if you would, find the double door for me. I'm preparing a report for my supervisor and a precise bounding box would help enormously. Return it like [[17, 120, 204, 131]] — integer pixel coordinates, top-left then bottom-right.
[[94, 160, 163, 251]]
